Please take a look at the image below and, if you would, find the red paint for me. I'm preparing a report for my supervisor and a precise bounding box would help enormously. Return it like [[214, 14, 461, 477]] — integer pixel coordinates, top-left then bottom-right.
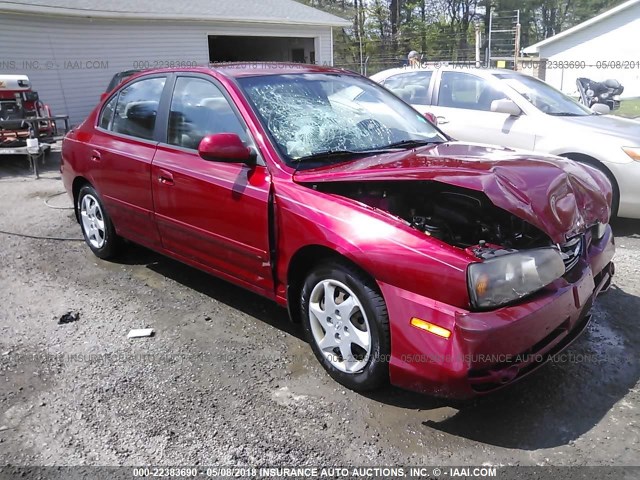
[[62, 65, 615, 398], [198, 133, 253, 162]]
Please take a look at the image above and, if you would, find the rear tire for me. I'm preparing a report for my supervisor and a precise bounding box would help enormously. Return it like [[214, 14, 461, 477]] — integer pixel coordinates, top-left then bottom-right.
[[77, 185, 120, 259], [300, 260, 390, 392]]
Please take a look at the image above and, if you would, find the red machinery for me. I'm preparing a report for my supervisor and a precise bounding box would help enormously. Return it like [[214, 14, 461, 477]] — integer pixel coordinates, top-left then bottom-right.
[[0, 74, 69, 176]]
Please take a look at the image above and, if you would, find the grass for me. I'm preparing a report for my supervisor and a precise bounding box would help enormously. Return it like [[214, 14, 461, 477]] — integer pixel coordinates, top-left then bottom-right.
[[613, 98, 640, 119]]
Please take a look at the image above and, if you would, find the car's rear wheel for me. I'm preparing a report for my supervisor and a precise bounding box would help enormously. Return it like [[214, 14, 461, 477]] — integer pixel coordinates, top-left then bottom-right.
[[78, 185, 120, 259], [300, 260, 390, 391]]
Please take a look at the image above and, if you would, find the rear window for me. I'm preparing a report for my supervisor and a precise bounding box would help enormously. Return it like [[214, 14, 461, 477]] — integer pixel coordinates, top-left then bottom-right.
[[382, 71, 433, 104], [110, 77, 166, 140]]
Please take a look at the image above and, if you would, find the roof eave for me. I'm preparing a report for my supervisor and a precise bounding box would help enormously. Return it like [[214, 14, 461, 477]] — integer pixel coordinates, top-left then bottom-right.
[[521, 0, 640, 52], [0, 4, 352, 27]]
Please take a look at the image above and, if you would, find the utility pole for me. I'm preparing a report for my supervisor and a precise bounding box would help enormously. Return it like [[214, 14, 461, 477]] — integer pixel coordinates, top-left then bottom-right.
[[514, 10, 521, 71], [486, 11, 492, 68], [356, 0, 364, 75], [475, 23, 481, 68]]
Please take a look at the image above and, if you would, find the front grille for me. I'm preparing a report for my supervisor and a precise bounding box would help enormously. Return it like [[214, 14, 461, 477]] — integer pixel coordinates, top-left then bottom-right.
[[559, 235, 583, 272]]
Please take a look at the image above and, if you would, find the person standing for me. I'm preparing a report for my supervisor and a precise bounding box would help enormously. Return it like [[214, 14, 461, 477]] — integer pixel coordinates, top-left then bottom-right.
[[408, 50, 422, 67]]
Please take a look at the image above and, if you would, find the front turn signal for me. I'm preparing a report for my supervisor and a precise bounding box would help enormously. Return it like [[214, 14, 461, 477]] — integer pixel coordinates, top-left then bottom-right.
[[410, 317, 451, 339]]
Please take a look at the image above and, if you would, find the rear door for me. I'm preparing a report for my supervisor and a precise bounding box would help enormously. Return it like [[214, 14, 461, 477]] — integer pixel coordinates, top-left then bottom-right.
[[428, 70, 536, 151], [89, 75, 168, 249], [151, 74, 273, 293]]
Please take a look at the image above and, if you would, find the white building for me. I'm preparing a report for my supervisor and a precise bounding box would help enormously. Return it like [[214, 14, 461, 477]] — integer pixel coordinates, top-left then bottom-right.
[[0, 0, 349, 125], [523, 0, 640, 98]]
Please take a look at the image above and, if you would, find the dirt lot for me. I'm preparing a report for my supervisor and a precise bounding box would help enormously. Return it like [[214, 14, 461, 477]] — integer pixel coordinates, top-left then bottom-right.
[[0, 152, 639, 468]]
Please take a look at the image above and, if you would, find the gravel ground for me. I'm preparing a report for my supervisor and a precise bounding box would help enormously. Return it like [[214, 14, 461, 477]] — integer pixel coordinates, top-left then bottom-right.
[[0, 153, 638, 468]]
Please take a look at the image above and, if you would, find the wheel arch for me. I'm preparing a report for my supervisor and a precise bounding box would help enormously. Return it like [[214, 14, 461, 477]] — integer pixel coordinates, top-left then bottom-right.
[[71, 176, 92, 221], [558, 152, 619, 216], [285, 244, 378, 324]]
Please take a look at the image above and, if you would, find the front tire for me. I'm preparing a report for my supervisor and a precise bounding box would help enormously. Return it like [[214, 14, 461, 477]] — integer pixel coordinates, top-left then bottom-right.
[[77, 185, 120, 259], [300, 260, 390, 391]]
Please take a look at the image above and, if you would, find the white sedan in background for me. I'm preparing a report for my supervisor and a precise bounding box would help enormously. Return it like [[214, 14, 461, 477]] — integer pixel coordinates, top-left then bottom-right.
[[371, 67, 640, 218]]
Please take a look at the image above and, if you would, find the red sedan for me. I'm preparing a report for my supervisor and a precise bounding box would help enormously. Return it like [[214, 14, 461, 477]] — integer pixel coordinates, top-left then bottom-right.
[[61, 64, 615, 398]]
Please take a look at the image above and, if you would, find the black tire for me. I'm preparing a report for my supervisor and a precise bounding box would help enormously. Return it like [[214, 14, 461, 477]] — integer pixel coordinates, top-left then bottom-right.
[[77, 184, 120, 259], [300, 260, 390, 392]]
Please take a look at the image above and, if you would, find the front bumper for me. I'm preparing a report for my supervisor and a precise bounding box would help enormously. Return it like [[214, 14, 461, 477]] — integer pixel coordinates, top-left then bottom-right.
[[380, 226, 615, 399]]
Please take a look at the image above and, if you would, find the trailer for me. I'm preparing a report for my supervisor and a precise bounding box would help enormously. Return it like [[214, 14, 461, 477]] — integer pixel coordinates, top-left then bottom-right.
[[0, 74, 69, 177]]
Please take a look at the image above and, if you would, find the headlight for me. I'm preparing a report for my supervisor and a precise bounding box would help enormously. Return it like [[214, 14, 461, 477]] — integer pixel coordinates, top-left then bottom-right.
[[467, 248, 565, 310], [622, 147, 640, 161]]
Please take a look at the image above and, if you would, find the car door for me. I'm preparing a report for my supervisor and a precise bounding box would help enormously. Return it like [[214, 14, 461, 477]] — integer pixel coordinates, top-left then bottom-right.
[[151, 74, 273, 293], [427, 71, 536, 151], [90, 75, 167, 249]]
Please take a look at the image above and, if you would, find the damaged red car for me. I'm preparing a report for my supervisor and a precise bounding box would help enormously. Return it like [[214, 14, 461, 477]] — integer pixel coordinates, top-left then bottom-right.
[[61, 64, 615, 398]]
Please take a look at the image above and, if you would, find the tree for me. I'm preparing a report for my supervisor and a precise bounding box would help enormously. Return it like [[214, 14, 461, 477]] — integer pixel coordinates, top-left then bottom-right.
[[295, 0, 629, 73]]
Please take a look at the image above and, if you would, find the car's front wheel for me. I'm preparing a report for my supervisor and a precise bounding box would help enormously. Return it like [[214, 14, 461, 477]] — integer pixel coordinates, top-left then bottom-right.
[[77, 185, 120, 259], [300, 261, 391, 391]]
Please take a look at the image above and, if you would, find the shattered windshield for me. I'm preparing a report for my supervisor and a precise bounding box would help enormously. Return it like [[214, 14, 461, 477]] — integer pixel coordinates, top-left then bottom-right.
[[237, 73, 446, 165]]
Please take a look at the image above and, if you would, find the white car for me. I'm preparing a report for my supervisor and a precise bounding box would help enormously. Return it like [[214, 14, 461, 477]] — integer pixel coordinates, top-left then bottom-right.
[[371, 66, 640, 218]]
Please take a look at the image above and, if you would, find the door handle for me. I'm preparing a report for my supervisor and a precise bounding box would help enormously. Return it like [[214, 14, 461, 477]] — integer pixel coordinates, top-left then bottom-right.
[[436, 116, 449, 124], [90, 150, 101, 161], [157, 170, 174, 186]]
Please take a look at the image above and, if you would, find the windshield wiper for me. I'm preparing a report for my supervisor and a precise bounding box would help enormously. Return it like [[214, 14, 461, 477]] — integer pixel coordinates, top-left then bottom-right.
[[380, 139, 440, 149], [546, 112, 584, 117], [294, 148, 391, 163], [292, 140, 440, 169]]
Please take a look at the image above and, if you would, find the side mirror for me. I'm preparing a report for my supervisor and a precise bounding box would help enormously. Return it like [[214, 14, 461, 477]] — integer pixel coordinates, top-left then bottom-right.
[[423, 112, 438, 125], [100, 92, 109, 102], [491, 99, 522, 116], [198, 133, 255, 164], [591, 103, 611, 115]]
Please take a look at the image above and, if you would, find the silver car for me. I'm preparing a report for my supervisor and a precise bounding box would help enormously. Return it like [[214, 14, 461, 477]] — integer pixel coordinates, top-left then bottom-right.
[[371, 67, 640, 218]]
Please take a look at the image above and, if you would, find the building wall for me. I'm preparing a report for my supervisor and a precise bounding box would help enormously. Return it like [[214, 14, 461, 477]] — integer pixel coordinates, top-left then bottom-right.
[[537, 4, 640, 98], [0, 12, 334, 125]]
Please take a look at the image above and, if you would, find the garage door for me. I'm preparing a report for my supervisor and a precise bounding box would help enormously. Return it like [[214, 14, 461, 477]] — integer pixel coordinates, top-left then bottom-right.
[[208, 35, 315, 64]]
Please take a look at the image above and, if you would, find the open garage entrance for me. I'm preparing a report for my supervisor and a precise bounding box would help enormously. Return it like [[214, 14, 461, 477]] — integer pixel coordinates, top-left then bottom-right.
[[208, 36, 316, 64]]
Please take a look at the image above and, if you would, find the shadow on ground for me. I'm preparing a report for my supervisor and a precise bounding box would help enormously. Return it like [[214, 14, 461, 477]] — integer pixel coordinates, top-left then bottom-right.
[[611, 217, 640, 238], [113, 243, 304, 341], [0, 150, 63, 178]]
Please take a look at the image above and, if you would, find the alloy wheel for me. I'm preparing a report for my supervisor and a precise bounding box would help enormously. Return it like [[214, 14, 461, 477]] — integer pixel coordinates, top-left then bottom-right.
[[308, 279, 372, 374], [80, 194, 106, 249]]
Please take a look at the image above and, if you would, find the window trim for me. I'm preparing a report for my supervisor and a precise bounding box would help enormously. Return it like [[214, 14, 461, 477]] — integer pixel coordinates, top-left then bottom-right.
[[95, 73, 170, 143], [157, 72, 265, 166]]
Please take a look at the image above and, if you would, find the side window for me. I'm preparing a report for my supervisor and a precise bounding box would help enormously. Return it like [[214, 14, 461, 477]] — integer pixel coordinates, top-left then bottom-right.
[[168, 77, 247, 150], [437, 72, 506, 111], [112, 77, 166, 140], [383, 71, 432, 104], [98, 95, 117, 130]]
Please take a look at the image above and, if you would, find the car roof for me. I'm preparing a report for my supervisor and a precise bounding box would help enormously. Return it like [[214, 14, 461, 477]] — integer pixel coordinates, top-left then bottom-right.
[[370, 66, 523, 81], [124, 63, 354, 82]]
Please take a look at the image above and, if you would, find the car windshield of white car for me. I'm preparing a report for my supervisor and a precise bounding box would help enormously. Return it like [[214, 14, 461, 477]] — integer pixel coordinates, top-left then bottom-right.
[[238, 73, 446, 166], [496, 73, 592, 117]]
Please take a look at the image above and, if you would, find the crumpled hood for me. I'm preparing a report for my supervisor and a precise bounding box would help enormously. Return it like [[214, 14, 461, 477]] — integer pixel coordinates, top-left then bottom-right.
[[293, 142, 612, 243]]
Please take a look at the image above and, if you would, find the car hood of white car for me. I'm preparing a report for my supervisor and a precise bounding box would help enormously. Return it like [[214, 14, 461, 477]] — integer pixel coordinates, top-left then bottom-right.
[[556, 113, 640, 141]]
